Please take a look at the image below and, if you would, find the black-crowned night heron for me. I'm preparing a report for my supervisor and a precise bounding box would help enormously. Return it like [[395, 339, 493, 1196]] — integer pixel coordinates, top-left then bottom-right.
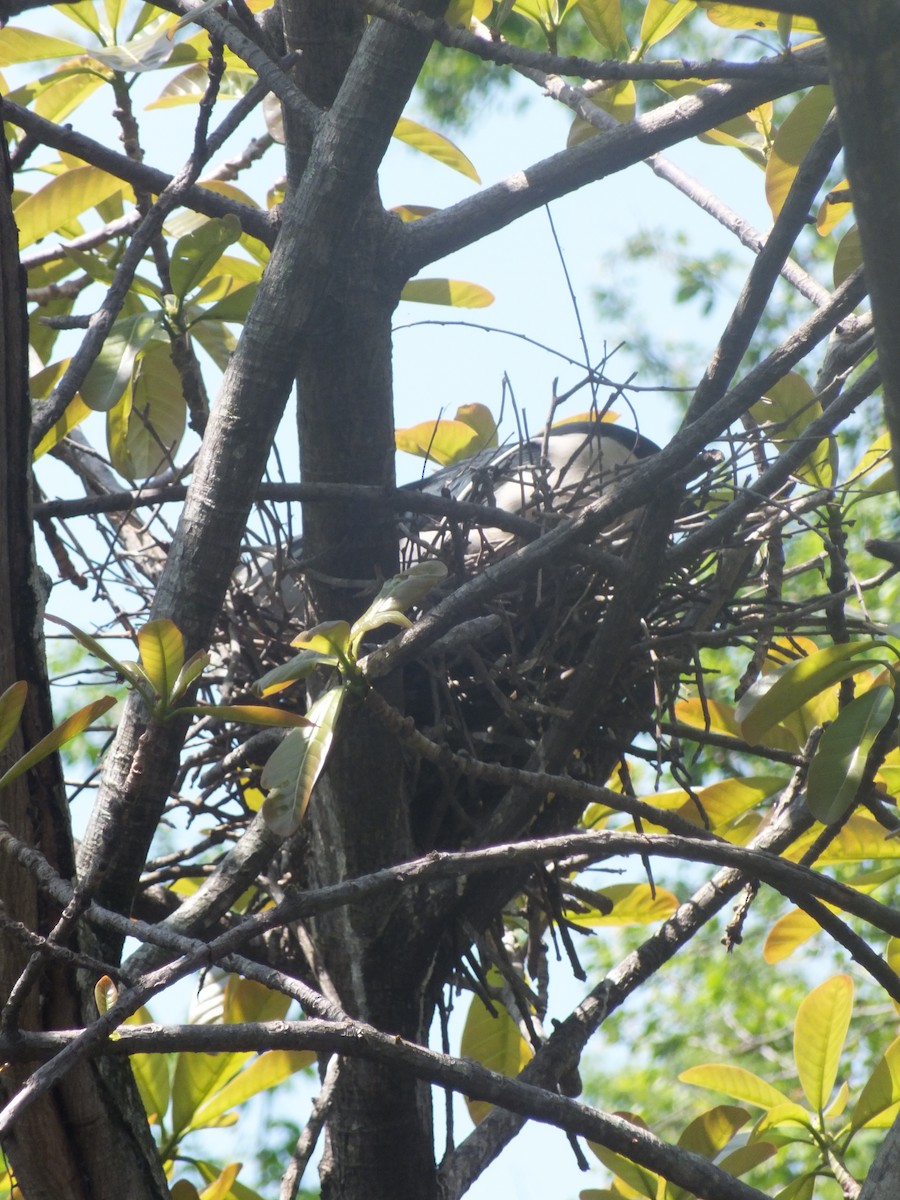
[[237, 420, 659, 620]]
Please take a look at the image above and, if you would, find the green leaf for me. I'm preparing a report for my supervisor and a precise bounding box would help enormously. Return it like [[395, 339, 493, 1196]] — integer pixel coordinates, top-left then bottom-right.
[[261, 686, 345, 836], [793, 975, 853, 1112], [0, 27, 85, 66], [852, 1035, 900, 1130], [699, 4, 819, 33], [292, 620, 352, 661], [32, 70, 106, 125], [93, 974, 118, 1015], [588, 1120, 658, 1200], [833, 224, 861, 289], [0, 695, 116, 789], [401, 279, 494, 308], [751, 372, 835, 488], [351, 561, 448, 645], [764, 907, 825, 964], [396, 417, 487, 466], [679, 1064, 790, 1110], [393, 117, 480, 182], [170, 650, 210, 703], [565, 883, 679, 926], [124, 1005, 170, 1124], [0, 681, 28, 753], [223, 975, 292, 1024], [807, 686, 894, 824], [137, 619, 185, 703], [81, 312, 163, 413], [107, 342, 186, 481], [254, 650, 337, 697], [765, 86, 834, 219], [44, 612, 147, 689], [89, 24, 176, 71], [183, 705, 312, 728], [32, 392, 91, 460], [639, 0, 695, 55], [460, 987, 533, 1124], [576, 0, 624, 53], [14, 165, 124, 249], [171, 1049, 251, 1141], [189, 1050, 314, 1131], [735, 641, 887, 744], [169, 215, 243, 304], [676, 1104, 749, 1159], [190, 282, 258, 326]]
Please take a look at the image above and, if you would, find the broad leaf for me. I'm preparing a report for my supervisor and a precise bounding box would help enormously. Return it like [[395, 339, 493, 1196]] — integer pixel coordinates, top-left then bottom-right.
[[793, 975, 853, 1112], [393, 117, 480, 182], [0, 27, 85, 66], [0, 695, 116, 789], [679, 1064, 790, 1109], [254, 650, 336, 697], [565, 882, 678, 926], [184, 705, 311, 728], [735, 640, 886, 744], [396, 417, 486, 465], [15, 165, 123, 249], [833, 224, 861, 289], [0, 681, 28, 752], [169, 215, 243, 303], [852, 1035, 900, 1130], [351, 561, 448, 643], [189, 1050, 314, 1130], [576, 0, 625, 53], [261, 686, 345, 836], [107, 342, 186, 480], [460, 988, 533, 1124], [401, 279, 494, 308], [137, 619, 185, 704], [125, 1006, 171, 1123], [676, 1104, 748, 1158], [763, 907, 824, 964], [81, 312, 163, 413], [700, 4, 819, 33], [806, 685, 894, 824], [765, 86, 834, 219], [639, 0, 695, 54]]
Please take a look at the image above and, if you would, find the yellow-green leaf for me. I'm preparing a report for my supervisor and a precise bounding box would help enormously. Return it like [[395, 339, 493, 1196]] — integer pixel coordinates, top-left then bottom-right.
[[94, 974, 118, 1015], [735, 640, 885, 744], [261, 686, 345, 836], [460, 990, 533, 1124], [124, 1005, 171, 1123], [794, 975, 853, 1112], [33, 393, 90, 459], [833, 224, 861, 289], [576, 0, 625, 53], [588, 1134, 658, 1200], [395, 417, 485, 466], [639, 0, 695, 55], [816, 178, 852, 236], [189, 1050, 313, 1131], [171, 1049, 251, 1141], [224, 976, 292, 1024], [0, 681, 28, 753], [393, 117, 480, 183], [185, 705, 311, 728], [699, 4, 819, 33], [351, 560, 448, 645], [14, 165, 124, 249], [677, 1105, 749, 1159], [765, 86, 834, 220], [292, 620, 352, 659], [0, 695, 116, 790], [566, 882, 678, 926], [679, 1063, 790, 1110], [0, 27, 86, 66], [81, 312, 163, 413], [401, 279, 494, 308], [107, 342, 186, 481], [764, 907, 824, 964], [138, 618, 185, 703], [254, 650, 335, 697], [852, 1035, 900, 1130]]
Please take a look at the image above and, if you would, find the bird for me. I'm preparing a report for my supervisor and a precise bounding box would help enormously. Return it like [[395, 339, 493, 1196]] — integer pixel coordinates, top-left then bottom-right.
[[400, 418, 659, 562], [235, 419, 659, 622]]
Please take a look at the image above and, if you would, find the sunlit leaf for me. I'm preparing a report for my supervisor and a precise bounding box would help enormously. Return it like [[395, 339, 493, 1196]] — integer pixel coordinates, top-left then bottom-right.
[[169, 215, 243, 303], [460, 987, 533, 1124], [124, 1005, 171, 1124], [14, 165, 124, 249], [576, 0, 625, 53], [396, 417, 486, 465], [393, 117, 480, 182], [32, 392, 91, 459], [292, 620, 352, 660], [391, 203, 439, 222], [676, 1105, 749, 1159], [735, 640, 888, 744], [794, 975, 853, 1112], [147, 64, 252, 108], [184, 704, 311, 728], [679, 1064, 790, 1109], [137, 619, 185, 706], [401, 278, 494, 308], [254, 650, 336, 697], [107, 342, 186, 481], [224, 976, 291, 1024], [639, 0, 695, 54], [565, 882, 678, 926], [0, 696, 117, 789], [764, 907, 824, 964], [588, 1118, 658, 1199], [351, 560, 448, 643], [261, 686, 345, 836], [89, 24, 175, 71], [765, 86, 834, 219], [699, 4, 819, 33], [816, 178, 852, 236], [833, 224, 861, 289], [852, 1035, 900, 1130], [0, 681, 28, 753], [94, 975, 119, 1015], [0, 27, 86, 66], [171, 1048, 251, 1141], [189, 1050, 314, 1131]]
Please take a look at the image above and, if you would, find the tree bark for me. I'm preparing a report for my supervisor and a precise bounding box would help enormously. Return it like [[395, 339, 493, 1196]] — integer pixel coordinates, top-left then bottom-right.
[[0, 129, 168, 1200]]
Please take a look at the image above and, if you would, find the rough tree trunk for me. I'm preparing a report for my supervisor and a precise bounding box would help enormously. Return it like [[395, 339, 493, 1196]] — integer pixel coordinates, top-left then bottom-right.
[[0, 130, 168, 1200]]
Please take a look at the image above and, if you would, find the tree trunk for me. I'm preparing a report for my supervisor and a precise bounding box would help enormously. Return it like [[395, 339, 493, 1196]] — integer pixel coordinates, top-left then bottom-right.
[[0, 129, 168, 1200]]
